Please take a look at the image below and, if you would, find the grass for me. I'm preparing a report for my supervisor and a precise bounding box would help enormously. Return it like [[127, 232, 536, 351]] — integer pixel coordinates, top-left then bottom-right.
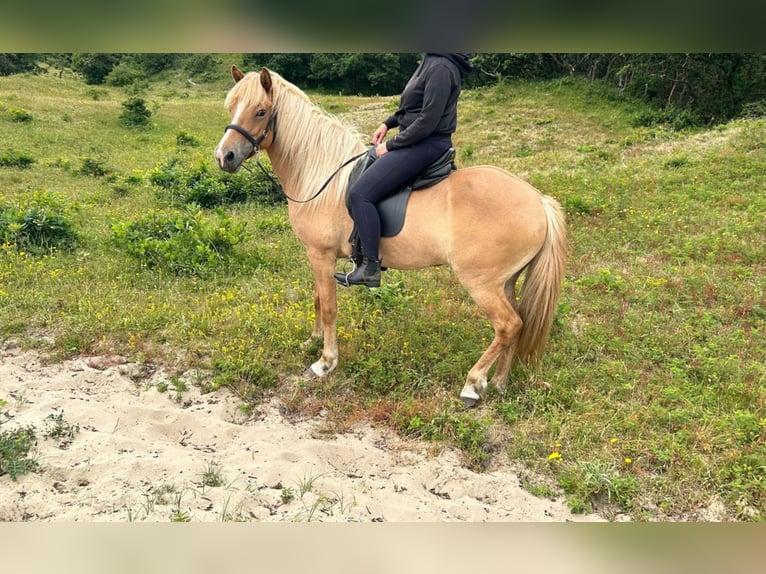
[[1, 65, 764, 521], [0, 410, 81, 479]]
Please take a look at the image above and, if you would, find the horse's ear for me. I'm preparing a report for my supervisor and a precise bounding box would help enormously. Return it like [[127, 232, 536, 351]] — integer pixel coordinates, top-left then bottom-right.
[[259, 67, 272, 94], [231, 65, 245, 83]]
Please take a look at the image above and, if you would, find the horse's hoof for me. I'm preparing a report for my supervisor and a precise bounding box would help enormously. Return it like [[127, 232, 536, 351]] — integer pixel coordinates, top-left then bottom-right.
[[303, 367, 319, 379], [460, 395, 479, 409], [460, 387, 481, 409], [304, 360, 333, 379]]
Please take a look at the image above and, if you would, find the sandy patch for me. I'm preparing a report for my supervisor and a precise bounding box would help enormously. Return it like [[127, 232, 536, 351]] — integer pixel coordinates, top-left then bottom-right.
[[0, 344, 603, 522]]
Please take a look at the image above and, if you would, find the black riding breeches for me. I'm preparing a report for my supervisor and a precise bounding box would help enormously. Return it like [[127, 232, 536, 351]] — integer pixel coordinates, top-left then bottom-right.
[[347, 134, 452, 261]]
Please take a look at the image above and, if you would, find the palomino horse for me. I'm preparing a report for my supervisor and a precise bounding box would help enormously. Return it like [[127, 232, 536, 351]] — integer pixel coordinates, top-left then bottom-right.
[[215, 66, 567, 407]]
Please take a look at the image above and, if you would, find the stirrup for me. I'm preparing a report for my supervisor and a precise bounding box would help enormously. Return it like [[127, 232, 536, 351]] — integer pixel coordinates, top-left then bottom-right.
[[334, 257, 358, 288], [334, 257, 381, 288]]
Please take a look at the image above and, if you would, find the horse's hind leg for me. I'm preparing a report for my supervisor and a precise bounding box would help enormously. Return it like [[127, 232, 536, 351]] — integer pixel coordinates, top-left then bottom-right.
[[459, 279, 522, 407], [488, 342, 516, 393], [487, 274, 523, 392]]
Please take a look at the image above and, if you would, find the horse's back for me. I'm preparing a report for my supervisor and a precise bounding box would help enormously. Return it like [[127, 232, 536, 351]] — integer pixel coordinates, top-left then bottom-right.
[[382, 165, 549, 272], [449, 164, 544, 199]]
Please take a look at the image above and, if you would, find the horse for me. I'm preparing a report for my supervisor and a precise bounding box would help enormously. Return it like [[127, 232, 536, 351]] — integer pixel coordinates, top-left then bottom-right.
[[214, 65, 567, 407]]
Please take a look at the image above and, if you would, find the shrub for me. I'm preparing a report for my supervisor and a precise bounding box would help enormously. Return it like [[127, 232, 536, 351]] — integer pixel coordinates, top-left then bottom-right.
[[741, 99, 766, 118], [106, 62, 147, 87], [182, 54, 223, 82], [78, 157, 112, 177], [71, 53, 119, 85], [0, 149, 35, 168], [148, 157, 282, 208], [119, 96, 152, 128], [630, 106, 700, 130], [0, 426, 38, 481], [7, 107, 33, 122], [85, 87, 109, 101], [0, 53, 39, 76], [135, 53, 179, 75], [0, 190, 78, 253], [111, 206, 248, 275]]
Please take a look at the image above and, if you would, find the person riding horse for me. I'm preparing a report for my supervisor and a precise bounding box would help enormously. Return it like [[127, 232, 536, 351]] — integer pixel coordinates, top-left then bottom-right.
[[335, 53, 474, 288], [215, 64, 566, 407]]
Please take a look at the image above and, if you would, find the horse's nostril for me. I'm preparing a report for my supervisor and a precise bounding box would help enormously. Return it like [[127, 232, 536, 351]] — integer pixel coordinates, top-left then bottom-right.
[[225, 151, 235, 162]]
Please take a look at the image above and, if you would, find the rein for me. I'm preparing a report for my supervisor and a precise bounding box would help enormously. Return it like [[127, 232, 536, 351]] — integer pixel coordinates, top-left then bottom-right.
[[225, 109, 367, 204], [277, 149, 368, 204]]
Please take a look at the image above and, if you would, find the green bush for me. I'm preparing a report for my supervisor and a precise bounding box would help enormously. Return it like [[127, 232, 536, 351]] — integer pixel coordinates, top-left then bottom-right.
[[148, 157, 282, 208], [0, 190, 78, 252], [106, 62, 147, 87], [84, 87, 109, 101], [7, 107, 33, 122], [0, 149, 35, 168], [78, 157, 112, 177], [0, 53, 39, 76], [111, 206, 248, 275], [630, 106, 700, 130], [182, 54, 223, 81], [71, 53, 119, 85], [119, 96, 152, 128], [135, 54, 179, 75]]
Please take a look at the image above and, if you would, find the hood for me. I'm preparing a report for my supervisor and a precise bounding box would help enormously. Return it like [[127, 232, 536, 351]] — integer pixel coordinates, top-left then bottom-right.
[[429, 53, 474, 77]]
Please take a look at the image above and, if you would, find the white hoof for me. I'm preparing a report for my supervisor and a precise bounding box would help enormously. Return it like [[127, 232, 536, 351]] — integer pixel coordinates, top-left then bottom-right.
[[304, 363, 324, 379], [304, 359, 335, 379]]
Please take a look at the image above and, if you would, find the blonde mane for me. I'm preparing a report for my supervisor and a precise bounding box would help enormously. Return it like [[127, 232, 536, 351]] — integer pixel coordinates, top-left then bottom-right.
[[226, 70, 366, 210]]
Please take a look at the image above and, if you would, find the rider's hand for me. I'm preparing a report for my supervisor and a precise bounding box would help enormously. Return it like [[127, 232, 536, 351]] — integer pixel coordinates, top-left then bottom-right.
[[372, 123, 388, 145], [375, 142, 389, 158]]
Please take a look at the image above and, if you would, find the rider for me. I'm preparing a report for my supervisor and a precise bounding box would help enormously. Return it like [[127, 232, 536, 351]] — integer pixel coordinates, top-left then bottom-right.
[[335, 53, 473, 288]]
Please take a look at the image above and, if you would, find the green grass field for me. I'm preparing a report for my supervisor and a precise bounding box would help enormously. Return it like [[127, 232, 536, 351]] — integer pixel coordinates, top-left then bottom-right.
[[1, 64, 764, 521]]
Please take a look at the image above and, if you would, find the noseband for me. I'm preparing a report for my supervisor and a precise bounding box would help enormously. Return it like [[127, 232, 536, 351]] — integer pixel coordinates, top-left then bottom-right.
[[224, 110, 278, 156]]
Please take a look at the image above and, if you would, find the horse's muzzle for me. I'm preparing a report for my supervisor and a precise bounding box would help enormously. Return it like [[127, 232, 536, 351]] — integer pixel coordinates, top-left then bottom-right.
[[215, 147, 240, 172]]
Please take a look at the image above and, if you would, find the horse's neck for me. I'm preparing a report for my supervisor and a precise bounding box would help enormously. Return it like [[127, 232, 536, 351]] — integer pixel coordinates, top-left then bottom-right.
[[266, 90, 364, 205]]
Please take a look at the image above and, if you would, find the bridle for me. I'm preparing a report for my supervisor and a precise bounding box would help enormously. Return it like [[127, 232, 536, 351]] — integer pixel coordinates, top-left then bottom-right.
[[223, 108, 368, 204], [224, 109, 278, 157]]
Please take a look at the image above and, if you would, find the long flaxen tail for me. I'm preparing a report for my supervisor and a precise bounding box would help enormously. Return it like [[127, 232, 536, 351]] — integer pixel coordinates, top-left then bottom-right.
[[515, 194, 568, 364]]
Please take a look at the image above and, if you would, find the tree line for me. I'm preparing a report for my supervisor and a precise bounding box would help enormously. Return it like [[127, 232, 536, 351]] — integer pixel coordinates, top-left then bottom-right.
[[2, 53, 765, 125]]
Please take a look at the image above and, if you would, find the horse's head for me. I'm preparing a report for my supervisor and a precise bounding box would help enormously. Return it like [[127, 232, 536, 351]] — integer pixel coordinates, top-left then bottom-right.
[[215, 65, 277, 173]]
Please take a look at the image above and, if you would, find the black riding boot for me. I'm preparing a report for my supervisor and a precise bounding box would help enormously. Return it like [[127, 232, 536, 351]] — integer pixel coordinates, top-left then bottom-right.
[[335, 257, 381, 288]]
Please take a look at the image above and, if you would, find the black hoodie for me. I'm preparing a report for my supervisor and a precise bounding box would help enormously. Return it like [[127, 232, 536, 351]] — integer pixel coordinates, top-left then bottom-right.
[[383, 53, 473, 151]]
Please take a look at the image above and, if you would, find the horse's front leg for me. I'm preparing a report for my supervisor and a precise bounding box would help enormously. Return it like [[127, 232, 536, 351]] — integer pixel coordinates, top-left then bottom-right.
[[301, 285, 323, 348], [303, 253, 339, 379]]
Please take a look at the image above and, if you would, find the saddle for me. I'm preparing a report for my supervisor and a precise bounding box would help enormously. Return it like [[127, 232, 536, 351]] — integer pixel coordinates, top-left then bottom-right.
[[344, 146, 456, 262]]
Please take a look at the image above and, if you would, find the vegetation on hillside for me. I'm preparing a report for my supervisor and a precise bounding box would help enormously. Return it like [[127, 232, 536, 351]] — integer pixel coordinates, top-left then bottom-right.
[[4, 53, 766, 125]]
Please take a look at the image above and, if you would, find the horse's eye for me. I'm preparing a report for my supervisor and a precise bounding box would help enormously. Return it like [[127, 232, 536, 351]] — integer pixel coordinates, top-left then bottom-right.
[[256, 109, 266, 118]]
